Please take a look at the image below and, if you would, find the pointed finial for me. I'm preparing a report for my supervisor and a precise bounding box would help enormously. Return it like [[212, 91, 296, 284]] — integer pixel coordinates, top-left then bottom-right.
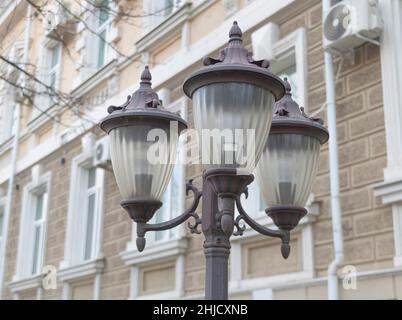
[[229, 21, 242, 41], [140, 65, 152, 84], [284, 77, 292, 94]]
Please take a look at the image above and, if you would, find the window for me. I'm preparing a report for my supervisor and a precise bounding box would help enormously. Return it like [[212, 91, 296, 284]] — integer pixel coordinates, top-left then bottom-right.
[[63, 157, 105, 266], [96, 0, 111, 69], [83, 167, 102, 260], [145, 0, 185, 30], [73, 0, 120, 86], [0, 57, 19, 143], [48, 44, 61, 91], [0, 205, 4, 264], [151, 159, 182, 243], [14, 167, 51, 282], [31, 191, 48, 275], [0, 103, 18, 143], [34, 40, 62, 115]]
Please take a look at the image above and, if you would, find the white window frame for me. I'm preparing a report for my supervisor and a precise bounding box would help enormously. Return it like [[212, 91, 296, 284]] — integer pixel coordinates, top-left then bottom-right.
[[227, 26, 315, 296], [94, 0, 112, 69], [373, 0, 402, 268], [73, 0, 120, 87], [59, 134, 105, 300], [10, 166, 51, 299], [33, 38, 62, 119], [0, 43, 23, 143], [144, 0, 185, 32], [121, 94, 188, 300], [0, 196, 6, 274], [0, 100, 17, 144]]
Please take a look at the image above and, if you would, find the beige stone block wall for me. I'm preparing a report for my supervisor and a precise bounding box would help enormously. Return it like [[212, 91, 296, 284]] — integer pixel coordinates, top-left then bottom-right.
[[273, 273, 402, 300], [242, 234, 302, 279], [71, 281, 94, 300], [140, 262, 176, 295]]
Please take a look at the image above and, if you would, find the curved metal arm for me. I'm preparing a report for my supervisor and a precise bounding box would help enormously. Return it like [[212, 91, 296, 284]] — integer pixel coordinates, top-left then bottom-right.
[[235, 194, 291, 259], [136, 180, 202, 251]]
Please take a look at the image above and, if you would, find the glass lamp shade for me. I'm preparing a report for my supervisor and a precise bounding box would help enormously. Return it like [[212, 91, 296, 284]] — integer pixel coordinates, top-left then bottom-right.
[[256, 133, 321, 207], [109, 123, 178, 202], [192, 82, 275, 173]]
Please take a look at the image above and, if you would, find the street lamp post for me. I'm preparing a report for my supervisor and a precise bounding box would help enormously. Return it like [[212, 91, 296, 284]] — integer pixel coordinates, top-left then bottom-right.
[[100, 22, 329, 300]]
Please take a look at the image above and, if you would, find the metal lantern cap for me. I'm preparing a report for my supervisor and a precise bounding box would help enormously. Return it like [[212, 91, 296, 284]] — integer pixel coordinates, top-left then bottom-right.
[[270, 78, 329, 144], [100, 66, 188, 134], [183, 21, 286, 101]]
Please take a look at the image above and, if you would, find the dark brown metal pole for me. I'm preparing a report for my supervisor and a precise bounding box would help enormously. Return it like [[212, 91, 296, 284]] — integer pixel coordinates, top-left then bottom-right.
[[202, 175, 230, 300]]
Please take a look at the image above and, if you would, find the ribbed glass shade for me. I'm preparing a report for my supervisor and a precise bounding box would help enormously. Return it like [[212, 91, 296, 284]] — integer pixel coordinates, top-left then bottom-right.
[[256, 134, 321, 207], [192, 83, 274, 173], [109, 124, 178, 202]]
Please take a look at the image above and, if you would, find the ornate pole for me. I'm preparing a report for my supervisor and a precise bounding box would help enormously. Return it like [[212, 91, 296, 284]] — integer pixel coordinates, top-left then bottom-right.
[[202, 175, 230, 300]]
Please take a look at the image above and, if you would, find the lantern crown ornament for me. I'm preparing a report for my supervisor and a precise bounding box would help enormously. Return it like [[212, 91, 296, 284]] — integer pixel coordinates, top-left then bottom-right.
[[270, 78, 329, 144], [183, 21, 285, 100], [183, 21, 286, 174], [100, 65, 187, 134]]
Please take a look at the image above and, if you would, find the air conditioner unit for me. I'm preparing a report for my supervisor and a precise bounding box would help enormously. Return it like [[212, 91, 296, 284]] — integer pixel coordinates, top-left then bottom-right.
[[94, 136, 111, 169], [323, 0, 383, 53]]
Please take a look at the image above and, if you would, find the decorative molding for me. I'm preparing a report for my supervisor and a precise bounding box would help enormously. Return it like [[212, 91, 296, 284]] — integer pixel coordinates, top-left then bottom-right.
[[71, 59, 119, 98], [254, 26, 309, 112], [222, 0, 239, 18], [373, 179, 402, 205], [121, 238, 188, 266], [136, 2, 192, 54], [58, 258, 105, 283], [376, 0, 402, 267], [8, 274, 42, 294], [379, 0, 402, 182], [251, 22, 279, 62], [0, 0, 24, 31]]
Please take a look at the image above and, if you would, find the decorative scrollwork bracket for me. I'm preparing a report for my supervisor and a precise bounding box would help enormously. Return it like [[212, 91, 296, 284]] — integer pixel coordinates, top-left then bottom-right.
[[234, 191, 292, 259], [135, 180, 202, 251]]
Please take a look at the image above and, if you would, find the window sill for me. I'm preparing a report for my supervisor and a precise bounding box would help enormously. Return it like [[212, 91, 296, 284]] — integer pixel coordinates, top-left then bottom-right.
[[134, 289, 183, 300], [27, 104, 58, 134], [0, 135, 15, 155], [9, 274, 42, 294], [373, 177, 402, 205], [71, 59, 118, 98], [229, 271, 315, 294], [136, 3, 192, 53], [121, 237, 188, 266], [58, 258, 105, 283]]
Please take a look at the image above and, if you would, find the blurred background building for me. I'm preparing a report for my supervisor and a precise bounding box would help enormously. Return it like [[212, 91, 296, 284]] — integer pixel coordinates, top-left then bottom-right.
[[0, 0, 401, 299]]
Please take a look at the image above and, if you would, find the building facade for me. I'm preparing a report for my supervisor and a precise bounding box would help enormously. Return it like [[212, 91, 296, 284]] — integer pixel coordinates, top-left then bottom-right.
[[0, 0, 402, 300]]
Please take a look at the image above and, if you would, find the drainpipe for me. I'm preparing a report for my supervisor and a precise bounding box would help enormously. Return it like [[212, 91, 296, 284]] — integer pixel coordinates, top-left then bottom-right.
[[323, 0, 344, 300], [0, 3, 32, 299]]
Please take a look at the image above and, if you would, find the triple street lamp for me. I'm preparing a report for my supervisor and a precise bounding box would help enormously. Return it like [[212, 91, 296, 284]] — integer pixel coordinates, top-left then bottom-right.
[[100, 21, 329, 300]]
